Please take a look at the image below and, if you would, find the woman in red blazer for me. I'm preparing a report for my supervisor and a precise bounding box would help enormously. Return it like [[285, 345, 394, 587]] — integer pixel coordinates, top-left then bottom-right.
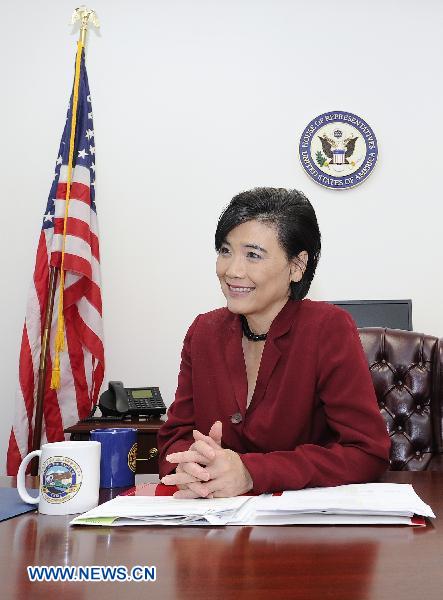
[[158, 188, 390, 497]]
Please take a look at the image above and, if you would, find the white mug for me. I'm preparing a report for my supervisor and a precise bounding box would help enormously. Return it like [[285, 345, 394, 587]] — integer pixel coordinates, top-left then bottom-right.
[[17, 441, 101, 515]]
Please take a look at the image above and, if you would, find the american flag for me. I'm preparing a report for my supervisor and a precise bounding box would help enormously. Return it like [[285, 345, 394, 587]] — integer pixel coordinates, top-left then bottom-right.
[[6, 48, 105, 475]]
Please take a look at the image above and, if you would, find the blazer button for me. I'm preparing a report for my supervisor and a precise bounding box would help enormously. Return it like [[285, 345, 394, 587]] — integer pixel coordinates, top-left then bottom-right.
[[231, 412, 243, 424]]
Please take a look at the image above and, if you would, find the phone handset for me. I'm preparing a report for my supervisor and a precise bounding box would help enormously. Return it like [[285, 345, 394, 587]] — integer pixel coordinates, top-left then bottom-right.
[[99, 381, 129, 416], [110, 381, 129, 413]]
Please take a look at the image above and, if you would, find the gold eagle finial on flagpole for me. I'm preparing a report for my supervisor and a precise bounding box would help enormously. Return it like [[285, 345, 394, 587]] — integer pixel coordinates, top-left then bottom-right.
[[71, 6, 100, 45]]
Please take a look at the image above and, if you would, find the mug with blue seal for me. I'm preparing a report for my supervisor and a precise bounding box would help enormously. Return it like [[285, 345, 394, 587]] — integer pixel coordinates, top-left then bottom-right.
[[16, 440, 101, 515], [90, 428, 137, 488]]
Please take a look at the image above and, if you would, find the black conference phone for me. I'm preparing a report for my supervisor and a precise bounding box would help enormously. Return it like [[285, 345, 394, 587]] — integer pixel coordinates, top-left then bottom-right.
[[94, 381, 166, 419]]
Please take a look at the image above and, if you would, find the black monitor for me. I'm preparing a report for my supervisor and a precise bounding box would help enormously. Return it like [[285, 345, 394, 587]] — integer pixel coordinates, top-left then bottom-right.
[[328, 299, 412, 331]]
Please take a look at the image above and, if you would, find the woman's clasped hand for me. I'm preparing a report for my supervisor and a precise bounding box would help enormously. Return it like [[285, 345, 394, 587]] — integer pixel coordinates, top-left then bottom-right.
[[161, 421, 253, 498]]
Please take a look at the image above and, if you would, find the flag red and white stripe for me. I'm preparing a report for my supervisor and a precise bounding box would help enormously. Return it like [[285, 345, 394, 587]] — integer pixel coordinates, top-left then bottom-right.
[[7, 49, 104, 474]]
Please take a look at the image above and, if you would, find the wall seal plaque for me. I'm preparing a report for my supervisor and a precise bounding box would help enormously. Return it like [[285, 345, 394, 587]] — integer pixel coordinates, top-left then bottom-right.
[[299, 111, 378, 189]]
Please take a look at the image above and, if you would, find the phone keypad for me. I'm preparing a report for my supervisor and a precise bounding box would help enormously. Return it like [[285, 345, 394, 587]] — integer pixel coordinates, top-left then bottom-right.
[[126, 388, 166, 415]]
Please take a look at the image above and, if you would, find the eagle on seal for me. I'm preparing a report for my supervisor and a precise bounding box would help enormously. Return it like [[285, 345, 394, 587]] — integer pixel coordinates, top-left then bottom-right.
[[318, 135, 358, 163]]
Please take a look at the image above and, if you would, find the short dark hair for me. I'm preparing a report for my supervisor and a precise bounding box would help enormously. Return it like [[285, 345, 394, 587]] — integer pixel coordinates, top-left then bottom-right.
[[215, 187, 321, 300]]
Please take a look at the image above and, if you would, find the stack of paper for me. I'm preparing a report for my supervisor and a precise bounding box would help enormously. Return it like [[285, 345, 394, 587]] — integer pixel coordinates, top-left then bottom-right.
[[71, 496, 251, 526], [70, 483, 435, 527], [248, 483, 435, 525]]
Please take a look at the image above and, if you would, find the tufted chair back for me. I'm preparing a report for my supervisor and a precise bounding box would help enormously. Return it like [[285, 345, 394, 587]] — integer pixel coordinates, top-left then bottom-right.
[[358, 328, 443, 471]]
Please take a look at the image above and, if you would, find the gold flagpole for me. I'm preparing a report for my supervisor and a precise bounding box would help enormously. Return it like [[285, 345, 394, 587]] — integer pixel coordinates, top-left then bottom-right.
[[30, 6, 99, 475], [50, 6, 100, 390]]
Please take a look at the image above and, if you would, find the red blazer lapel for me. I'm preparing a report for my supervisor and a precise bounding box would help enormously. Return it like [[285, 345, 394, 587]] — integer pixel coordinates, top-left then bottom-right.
[[223, 315, 247, 413], [249, 300, 301, 409], [222, 301, 301, 413], [252, 338, 282, 407]]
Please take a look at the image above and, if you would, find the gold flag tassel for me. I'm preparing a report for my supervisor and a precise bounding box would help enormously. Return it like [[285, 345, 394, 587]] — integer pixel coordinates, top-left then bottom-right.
[[50, 40, 84, 389]]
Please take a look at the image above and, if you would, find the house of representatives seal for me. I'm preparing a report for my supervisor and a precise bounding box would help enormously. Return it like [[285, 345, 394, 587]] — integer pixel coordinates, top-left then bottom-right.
[[299, 111, 378, 190]]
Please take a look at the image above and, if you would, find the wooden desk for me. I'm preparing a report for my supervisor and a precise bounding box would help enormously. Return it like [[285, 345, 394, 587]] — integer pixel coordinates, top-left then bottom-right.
[[2, 471, 443, 600], [64, 419, 164, 474]]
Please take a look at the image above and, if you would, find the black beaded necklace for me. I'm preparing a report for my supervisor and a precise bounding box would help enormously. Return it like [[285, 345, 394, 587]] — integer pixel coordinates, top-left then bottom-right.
[[240, 315, 268, 342]]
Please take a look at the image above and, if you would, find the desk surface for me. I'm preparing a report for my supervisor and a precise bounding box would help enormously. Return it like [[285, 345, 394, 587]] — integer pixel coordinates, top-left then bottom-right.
[[2, 471, 443, 600]]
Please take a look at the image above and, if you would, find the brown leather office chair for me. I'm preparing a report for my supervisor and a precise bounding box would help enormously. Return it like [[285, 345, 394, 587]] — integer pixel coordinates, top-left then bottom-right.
[[358, 328, 443, 471]]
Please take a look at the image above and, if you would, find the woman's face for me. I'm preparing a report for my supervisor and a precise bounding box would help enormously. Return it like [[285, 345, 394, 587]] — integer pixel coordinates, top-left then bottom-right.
[[216, 219, 306, 325]]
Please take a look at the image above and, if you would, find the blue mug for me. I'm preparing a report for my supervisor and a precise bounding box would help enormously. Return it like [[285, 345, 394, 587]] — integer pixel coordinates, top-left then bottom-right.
[[90, 428, 137, 488]]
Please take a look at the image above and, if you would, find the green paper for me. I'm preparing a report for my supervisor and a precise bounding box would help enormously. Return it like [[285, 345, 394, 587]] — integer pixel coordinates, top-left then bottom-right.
[[72, 516, 118, 526]]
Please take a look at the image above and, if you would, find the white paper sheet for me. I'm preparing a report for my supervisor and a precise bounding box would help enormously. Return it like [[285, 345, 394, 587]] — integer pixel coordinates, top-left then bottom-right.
[[254, 484, 435, 519], [71, 495, 252, 526], [70, 483, 435, 527]]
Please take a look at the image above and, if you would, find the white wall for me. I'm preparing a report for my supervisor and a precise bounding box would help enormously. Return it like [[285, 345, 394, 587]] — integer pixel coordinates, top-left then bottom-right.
[[1, 0, 442, 472]]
